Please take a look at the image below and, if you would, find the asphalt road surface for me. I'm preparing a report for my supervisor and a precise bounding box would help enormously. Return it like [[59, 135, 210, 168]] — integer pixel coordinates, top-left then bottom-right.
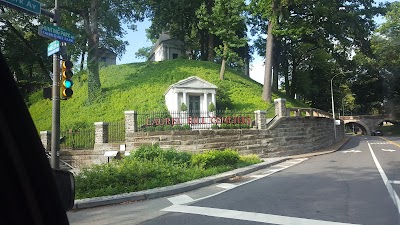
[[68, 136, 400, 225]]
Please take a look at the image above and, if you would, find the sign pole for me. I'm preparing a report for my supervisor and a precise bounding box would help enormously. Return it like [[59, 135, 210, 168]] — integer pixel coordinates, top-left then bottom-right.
[[50, 0, 60, 169]]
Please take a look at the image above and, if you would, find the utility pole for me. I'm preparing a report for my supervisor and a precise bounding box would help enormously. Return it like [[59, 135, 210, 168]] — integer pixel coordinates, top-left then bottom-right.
[[50, 0, 60, 169]]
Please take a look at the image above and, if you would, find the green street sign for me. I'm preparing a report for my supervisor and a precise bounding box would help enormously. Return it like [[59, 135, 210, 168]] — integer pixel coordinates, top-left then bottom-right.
[[38, 24, 75, 44], [0, 0, 41, 15], [47, 40, 60, 56]]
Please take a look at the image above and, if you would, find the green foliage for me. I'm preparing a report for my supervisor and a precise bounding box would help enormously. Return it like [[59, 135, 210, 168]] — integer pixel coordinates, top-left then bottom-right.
[[237, 154, 262, 167], [211, 124, 219, 129], [208, 102, 216, 112], [29, 60, 305, 131], [191, 149, 240, 169], [75, 144, 261, 199], [135, 46, 152, 60], [132, 144, 192, 165], [180, 103, 188, 112]]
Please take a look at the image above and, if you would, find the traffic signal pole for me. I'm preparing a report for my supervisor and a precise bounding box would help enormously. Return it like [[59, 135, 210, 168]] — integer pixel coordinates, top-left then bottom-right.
[[50, 0, 60, 169]]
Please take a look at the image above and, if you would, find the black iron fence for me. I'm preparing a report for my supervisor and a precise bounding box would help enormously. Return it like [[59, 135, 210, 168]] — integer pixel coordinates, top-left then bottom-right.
[[60, 128, 95, 150], [108, 120, 125, 142], [137, 110, 255, 132]]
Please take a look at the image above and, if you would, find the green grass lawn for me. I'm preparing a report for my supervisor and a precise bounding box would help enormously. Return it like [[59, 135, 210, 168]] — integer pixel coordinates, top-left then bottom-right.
[[29, 59, 307, 131]]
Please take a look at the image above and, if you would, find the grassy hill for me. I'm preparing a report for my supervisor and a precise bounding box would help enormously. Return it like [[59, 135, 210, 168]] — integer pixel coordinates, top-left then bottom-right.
[[28, 59, 307, 131]]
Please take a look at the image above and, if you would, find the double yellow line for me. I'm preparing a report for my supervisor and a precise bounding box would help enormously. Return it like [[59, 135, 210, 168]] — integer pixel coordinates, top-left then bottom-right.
[[380, 137, 400, 148]]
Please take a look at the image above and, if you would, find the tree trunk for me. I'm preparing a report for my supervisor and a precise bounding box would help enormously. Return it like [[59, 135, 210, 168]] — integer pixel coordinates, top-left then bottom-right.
[[80, 51, 85, 71], [206, 0, 214, 62], [219, 43, 227, 80], [208, 33, 214, 62], [283, 57, 289, 97], [272, 38, 280, 92], [290, 63, 297, 99], [85, 0, 101, 103], [262, 17, 274, 102]]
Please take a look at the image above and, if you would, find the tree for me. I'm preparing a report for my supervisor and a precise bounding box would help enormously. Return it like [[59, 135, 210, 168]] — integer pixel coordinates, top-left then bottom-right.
[[197, 0, 247, 80], [0, 7, 52, 99], [250, 0, 380, 102], [41, 0, 146, 103], [135, 46, 152, 60]]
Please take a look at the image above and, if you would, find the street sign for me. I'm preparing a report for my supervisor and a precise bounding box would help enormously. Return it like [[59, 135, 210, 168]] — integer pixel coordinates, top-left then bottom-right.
[[0, 0, 41, 15], [38, 24, 74, 44], [47, 40, 60, 56]]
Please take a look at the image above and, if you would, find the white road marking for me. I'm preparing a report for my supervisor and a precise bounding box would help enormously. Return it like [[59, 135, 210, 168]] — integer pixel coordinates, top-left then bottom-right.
[[250, 175, 265, 178], [368, 143, 400, 214], [370, 142, 389, 145], [216, 183, 237, 189], [167, 194, 194, 205], [343, 150, 362, 153], [382, 149, 396, 152], [189, 158, 309, 204], [389, 180, 400, 185], [274, 164, 290, 168], [162, 205, 359, 225]]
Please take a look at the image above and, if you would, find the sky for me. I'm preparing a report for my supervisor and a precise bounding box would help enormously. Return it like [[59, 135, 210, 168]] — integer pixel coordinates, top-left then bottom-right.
[[116, 0, 396, 85]]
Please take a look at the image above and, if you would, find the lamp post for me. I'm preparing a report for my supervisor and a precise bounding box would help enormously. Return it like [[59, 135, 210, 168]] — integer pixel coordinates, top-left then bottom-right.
[[330, 71, 352, 140], [330, 74, 339, 139]]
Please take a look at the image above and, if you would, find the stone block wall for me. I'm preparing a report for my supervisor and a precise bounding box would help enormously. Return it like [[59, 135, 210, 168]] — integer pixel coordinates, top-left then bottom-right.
[[125, 116, 344, 158]]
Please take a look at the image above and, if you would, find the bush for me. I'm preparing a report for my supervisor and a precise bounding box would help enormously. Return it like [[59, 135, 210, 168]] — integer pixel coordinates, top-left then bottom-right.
[[182, 124, 191, 130], [132, 144, 192, 165], [75, 144, 261, 199], [237, 154, 262, 167], [191, 149, 240, 169], [211, 124, 219, 129], [155, 126, 165, 131]]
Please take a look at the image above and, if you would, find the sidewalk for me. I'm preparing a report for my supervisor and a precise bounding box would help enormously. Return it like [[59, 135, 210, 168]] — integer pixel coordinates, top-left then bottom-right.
[[73, 136, 351, 210]]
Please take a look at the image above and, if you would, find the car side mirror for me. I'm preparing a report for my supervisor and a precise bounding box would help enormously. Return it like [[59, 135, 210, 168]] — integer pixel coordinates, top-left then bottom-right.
[[53, 169, 75, 211]]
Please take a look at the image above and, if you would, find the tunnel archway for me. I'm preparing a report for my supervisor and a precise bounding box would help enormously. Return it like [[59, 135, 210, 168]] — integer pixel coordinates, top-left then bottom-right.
[[344, 121, 370, 135]]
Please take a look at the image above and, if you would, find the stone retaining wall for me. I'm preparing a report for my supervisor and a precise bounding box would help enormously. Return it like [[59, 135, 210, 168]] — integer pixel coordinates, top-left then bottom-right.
[[125, 116, 344, 158]]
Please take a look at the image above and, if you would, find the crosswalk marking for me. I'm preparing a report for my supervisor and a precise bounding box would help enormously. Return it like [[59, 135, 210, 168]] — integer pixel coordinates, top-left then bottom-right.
[[162, 205, 359, 225], [216, 183, 237, 189], [167, 194, 194, 205]]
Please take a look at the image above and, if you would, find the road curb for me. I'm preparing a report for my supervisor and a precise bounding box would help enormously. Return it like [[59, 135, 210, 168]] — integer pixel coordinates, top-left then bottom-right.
[[72, 137, 351, 210]]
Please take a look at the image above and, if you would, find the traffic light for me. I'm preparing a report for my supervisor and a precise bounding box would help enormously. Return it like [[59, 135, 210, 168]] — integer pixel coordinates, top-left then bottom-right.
[[61, 60, 73, 98]]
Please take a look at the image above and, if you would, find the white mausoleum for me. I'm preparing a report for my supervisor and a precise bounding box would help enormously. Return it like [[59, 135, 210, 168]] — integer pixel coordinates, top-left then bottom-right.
[[164, 76, 217, 116], [149, 33, 185, 62]]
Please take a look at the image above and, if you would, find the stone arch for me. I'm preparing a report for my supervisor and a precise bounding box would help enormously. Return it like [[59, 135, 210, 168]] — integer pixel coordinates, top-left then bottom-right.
[[343, 120, 371, 135]]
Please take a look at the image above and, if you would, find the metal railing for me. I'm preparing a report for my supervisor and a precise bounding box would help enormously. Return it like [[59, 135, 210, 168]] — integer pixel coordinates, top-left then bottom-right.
[[60, 128, 95, 150], [108, 121, 125, 142], [136, 110, 255, 132]]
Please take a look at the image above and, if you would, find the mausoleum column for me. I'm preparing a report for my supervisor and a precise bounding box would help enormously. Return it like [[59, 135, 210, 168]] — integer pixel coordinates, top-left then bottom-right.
[[183, 92, 187, 106], [203, 93, 208, 111]]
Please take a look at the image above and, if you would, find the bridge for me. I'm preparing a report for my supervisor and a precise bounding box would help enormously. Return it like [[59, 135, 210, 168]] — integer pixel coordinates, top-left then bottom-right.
[[339, 114, 395, 135]]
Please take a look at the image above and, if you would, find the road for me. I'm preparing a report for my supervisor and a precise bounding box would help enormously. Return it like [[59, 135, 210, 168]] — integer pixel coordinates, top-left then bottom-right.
[[68, 136, 400, 225]]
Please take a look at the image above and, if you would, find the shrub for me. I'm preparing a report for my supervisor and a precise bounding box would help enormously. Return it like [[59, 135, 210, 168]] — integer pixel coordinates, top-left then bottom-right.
[[191, 149, 240, 169], [155, 126, 165, 131], [133, 144, 163, 161], [173, 125, 183, 130], [182, 124, 191, 130], [237, 154, 262, 167], [180, 103, 187, 111], [208, 102, 216, 112], [211, 124, 219, 129], [220, 124, 229, 129]]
